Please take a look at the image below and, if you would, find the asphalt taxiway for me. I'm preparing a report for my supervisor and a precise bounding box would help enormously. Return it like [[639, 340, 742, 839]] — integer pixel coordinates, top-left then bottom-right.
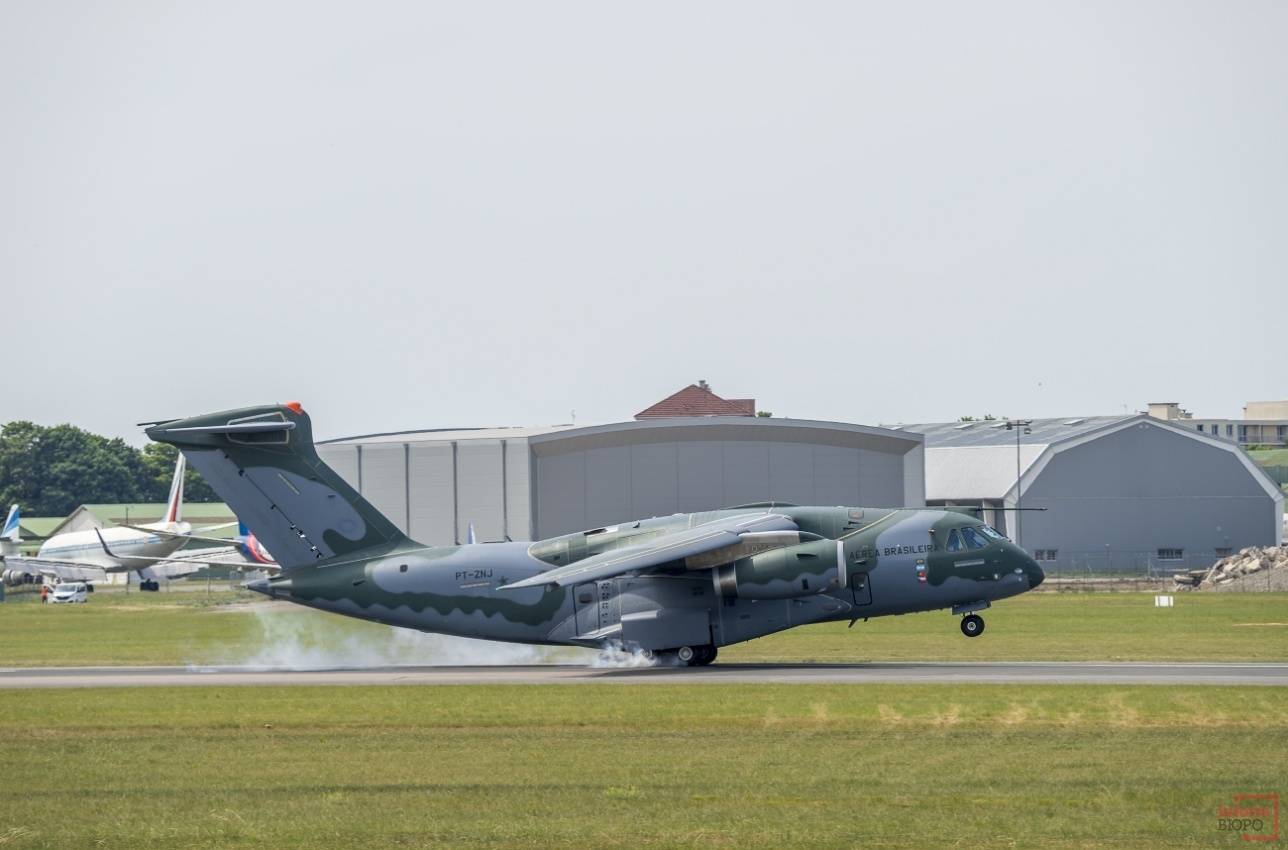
[[1, 661, 1286, 688]]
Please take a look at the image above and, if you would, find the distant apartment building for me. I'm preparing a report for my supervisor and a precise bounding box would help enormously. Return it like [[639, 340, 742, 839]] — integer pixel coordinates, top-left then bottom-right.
[[1147, 401, 1288, 447]]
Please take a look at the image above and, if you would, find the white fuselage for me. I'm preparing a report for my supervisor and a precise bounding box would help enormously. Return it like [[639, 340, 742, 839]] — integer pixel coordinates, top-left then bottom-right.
[[37, 522, 192, 571]]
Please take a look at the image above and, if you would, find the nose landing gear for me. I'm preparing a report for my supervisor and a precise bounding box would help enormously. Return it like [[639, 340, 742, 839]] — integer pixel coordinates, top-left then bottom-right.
[[960, 614, 985, 637]]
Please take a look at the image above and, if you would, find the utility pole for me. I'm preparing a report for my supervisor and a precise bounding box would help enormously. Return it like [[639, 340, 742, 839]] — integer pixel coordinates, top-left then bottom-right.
[[1006, 419, 1033, 548]]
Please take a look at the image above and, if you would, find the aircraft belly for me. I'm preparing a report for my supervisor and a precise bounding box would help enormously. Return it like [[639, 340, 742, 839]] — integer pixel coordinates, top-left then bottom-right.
[[713, 593, 853, 647]]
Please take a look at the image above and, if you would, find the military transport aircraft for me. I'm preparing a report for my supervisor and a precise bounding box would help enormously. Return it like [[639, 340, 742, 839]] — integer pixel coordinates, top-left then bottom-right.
[[145, 402, 1045, 665]]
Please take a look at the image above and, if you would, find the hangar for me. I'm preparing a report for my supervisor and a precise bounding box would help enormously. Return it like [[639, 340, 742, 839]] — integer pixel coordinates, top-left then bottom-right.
[[315, 417, 925, 546], [905, 415, 1284, 572]]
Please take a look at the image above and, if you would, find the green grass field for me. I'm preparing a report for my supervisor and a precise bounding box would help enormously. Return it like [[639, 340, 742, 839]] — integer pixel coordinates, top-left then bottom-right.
[[2, 590, 1287, 667], [0, 684, 1284, 849], [1248, 447, 1288, 466]]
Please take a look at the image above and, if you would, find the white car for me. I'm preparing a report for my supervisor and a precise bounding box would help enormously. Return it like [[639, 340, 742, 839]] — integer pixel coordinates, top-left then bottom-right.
[[48, 582, 89, 604]]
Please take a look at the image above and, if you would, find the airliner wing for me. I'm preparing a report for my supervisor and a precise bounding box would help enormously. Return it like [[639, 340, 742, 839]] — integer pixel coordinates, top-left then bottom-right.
[[192, 521, 239, 535], [500, 513, 800, 590], [91, 531, 277, 572], [0, 556, 108, 583], [118, 524, 239, 547]]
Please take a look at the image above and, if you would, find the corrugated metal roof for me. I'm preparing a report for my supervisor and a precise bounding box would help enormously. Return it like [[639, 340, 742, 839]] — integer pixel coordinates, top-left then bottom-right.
[[907, 416, 1135, 501], [924, 445, 1047, 501], [899, 416, 1132, 448]]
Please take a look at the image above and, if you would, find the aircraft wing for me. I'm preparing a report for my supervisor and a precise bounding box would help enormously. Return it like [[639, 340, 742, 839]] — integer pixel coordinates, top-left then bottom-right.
[[501, 513, 799, 589], [192, 521, 239, 534], [91, 531, 278, 573], [118, 524, 238, 547], [0, 556, 108, 583]]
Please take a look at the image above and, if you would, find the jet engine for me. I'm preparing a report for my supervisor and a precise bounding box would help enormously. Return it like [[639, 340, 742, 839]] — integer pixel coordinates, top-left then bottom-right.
[[2, 567, 38, 586], [713, 538, 842, 600]]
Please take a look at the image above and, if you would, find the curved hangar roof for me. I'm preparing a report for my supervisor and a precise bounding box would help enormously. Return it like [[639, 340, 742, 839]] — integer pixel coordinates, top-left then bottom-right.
[[902, 414, 1282, 506]]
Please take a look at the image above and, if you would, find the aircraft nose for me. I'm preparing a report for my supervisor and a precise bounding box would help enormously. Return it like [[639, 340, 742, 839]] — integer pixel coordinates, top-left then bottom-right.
[[1026, 554, 1045, 589]]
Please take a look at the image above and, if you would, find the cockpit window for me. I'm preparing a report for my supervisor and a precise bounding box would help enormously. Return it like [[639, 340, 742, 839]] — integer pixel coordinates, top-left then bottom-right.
[[960, 527, 987, 549], [978, 525, 1005, 541], [945, 529, 963, 552]]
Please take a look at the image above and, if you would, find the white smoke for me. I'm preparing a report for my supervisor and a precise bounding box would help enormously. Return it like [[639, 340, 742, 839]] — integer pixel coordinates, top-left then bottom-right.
[[191, 606, 684, 670], [590, 643, 664, 668], [196, 606, 604, 670]]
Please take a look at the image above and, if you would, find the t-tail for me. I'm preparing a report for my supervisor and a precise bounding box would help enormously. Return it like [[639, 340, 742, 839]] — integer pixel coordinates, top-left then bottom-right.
[[144, 402, 409, 572], [2, 505, 19, 544]]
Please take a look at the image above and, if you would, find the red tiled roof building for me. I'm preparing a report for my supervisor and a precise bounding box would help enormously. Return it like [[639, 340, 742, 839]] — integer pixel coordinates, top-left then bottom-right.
[[635, 381, 756, 420]]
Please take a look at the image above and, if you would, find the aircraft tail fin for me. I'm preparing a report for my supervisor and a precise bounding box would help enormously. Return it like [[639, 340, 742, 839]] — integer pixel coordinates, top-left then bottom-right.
[[145, 402, 409, 572], [3, 505, 19, 543], [163, 454, 185, 524]]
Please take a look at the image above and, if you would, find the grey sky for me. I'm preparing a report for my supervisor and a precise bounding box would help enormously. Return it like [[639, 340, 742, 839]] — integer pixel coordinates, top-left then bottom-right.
[[3, 1, 1284, 443]]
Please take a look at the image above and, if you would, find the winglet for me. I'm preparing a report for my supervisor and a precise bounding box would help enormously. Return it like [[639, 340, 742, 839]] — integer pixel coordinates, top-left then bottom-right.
[[94, 528, 121, 560]]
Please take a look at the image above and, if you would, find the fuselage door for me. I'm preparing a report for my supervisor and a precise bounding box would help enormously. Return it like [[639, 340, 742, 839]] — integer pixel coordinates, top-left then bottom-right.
[[573, 580, 621, 637], [573, 583, 599, 636]]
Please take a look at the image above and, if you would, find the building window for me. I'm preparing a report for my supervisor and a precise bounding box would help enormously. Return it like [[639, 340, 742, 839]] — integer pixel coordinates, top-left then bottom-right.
[[1215, 548, 1233, 557], [1157, 548, 1184, 561], [1033, 549, 1058, 561], [1197, 424, 1204, 432], [1227, 424, 1234, 437]]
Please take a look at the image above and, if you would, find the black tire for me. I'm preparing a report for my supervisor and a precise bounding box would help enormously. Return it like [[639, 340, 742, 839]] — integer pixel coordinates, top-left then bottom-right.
[[694, 645, 718, 666], [960, 614, 985, 638], [676, 645, 696, 664]]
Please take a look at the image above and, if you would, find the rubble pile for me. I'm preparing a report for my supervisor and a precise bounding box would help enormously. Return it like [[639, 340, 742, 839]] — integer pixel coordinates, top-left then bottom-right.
[[1173, 546, 1288, 592]]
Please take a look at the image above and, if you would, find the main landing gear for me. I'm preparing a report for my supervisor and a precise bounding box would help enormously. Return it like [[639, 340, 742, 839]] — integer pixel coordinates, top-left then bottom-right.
[[960, 614, 985, 638], [658, 645, 718, 666], [139, 580, 161, 592]]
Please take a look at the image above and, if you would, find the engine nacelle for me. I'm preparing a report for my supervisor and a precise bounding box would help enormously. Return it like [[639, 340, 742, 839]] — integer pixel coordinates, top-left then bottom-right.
[[713, 538, 842, 600], [3, 568, 39, 586]]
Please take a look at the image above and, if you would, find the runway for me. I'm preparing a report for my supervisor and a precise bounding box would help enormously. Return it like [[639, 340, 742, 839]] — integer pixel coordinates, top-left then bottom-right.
[[1, 661, 1287, 688]]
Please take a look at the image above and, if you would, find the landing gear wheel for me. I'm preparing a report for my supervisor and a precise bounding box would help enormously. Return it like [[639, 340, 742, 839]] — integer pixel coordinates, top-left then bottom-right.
[[676, 646, 696, 664], [693, 645, 718, 666], [140, 580, 160, 592], [960, 614, 985, 638]]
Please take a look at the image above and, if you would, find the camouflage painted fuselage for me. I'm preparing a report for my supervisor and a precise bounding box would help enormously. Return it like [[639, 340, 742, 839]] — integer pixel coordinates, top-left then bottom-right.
[[249, 506, 1043, 650]]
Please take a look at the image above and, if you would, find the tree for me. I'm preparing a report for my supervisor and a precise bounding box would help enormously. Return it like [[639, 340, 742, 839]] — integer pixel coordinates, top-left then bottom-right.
[[0, 422, 147, 515], [140, 442, 219, 503], [0, 421, 220, 516]]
